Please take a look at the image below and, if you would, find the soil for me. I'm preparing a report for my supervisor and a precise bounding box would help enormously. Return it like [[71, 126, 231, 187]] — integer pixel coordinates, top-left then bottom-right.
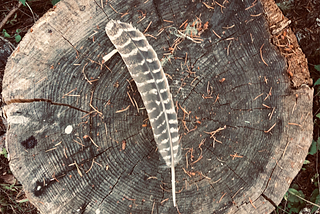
[[0, 0, 319, 213]]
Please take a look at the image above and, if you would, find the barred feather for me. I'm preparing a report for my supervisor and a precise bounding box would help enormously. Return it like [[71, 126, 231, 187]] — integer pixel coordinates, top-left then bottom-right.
[[105, 20, 181, 206]]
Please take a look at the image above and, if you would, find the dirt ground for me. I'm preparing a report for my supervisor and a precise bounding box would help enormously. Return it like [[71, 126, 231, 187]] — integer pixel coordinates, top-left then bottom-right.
[[0, 0, 319, 213]]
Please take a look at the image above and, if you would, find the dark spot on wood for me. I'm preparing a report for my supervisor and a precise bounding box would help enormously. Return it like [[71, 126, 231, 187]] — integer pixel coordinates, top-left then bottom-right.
[[47, 29, 52, 33], [79, 5, 86, 11], [143, 174, 148, 181], [21, 136, 37, 149], [33, 181, 45, 197]]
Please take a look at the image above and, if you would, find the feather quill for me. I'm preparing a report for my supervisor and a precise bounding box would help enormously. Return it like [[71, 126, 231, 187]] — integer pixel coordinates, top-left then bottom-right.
[[105, 20, 181, 206]]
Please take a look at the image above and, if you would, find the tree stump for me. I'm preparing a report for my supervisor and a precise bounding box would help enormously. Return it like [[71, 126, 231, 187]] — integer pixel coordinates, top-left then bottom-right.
[[2, 0, 313, 213]]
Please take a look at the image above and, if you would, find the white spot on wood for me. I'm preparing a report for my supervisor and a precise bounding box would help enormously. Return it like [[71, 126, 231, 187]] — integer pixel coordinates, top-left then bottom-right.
[[65, 125, 73, 134], [37, 186, 41, 191]]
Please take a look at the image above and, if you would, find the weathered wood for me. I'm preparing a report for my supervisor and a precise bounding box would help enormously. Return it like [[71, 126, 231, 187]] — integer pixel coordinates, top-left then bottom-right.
[[2, 0, 313, 213]]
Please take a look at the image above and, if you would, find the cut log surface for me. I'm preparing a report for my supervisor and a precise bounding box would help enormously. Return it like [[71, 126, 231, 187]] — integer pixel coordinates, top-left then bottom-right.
[[2, 0, 313, 213]]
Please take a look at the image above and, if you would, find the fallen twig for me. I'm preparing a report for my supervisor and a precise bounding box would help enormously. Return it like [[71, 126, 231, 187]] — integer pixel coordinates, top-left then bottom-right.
[[0, 2, 22, 31]]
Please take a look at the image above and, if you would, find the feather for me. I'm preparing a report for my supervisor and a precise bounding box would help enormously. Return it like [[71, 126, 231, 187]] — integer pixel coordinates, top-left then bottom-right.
[[105, 20, 181, 207]]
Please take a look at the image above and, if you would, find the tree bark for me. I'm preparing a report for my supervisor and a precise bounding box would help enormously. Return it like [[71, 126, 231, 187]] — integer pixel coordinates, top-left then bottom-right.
[[2, 0, 313, 213]]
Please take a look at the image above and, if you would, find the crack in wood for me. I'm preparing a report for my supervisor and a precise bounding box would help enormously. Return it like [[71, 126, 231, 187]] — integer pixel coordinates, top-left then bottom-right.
[[261, 193, 278, 208], [5, 98, 89, 113]]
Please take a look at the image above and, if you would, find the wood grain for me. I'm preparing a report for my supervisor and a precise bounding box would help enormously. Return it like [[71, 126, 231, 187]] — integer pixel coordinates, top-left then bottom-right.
[[2, 0, 313, 213]]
